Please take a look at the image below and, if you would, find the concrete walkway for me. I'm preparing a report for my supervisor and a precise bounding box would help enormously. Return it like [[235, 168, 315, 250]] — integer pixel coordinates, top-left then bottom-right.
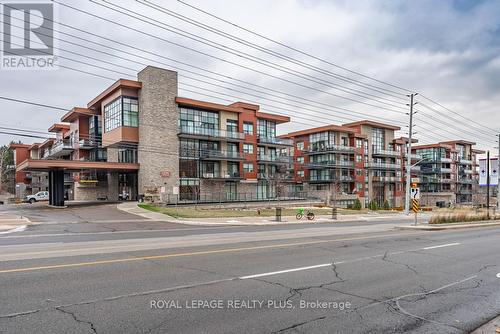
[[118, 202, 432, 226]]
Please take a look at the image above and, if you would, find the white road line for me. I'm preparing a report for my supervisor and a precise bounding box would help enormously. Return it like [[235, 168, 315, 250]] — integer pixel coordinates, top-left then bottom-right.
[[0, 225, 27, 235], [496, 273, 500, 278], [422, 243, 460, 250], [239, 263, 332, 279]]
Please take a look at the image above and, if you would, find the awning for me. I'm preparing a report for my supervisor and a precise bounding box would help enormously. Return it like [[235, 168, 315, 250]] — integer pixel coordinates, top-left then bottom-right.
[[17, 159, 140, 172]]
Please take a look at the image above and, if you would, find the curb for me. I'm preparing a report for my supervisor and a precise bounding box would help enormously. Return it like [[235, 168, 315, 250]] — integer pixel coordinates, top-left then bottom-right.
[[396, 221, 500, 231]]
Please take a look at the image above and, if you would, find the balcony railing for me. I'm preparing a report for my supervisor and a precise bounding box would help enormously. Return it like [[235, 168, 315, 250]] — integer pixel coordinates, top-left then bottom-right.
[[78, 139, 98, 149], [200, 150, 245, 160], [257, 136, 293, 146], [372, 148, 401, 157], [309, 175, 354, 183], [257, 173, 293, 180], [257, 154, 292, 163], [373, 176, 401, 183], [47, 140, 75, 158], [366, 162, 401, 170], [458, 158, 473, 165], [201, 172, 242, 180], [178, 126, 245, 140], [307, 144, 355, 154], [458, 178, 474, 184], [463, 169, 473, 174], [440, 157, 453, 163], [305, 160, 355, 169]]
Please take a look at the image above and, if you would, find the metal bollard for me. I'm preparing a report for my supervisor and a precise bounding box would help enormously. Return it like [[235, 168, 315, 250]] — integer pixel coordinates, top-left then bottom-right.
[[276, 207, 282, 222], [332, 207, 338, 220]]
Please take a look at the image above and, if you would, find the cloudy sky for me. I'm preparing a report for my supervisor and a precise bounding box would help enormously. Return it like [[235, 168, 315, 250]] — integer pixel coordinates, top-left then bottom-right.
[[1, 0, 500, 153]]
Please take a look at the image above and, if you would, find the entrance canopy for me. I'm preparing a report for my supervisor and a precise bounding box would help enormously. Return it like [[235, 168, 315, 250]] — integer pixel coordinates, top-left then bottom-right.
[[17, 159, 140, 172]]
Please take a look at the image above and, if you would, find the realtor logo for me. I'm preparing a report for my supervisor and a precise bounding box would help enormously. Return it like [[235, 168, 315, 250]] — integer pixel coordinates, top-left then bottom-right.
[[2, 2, 57, 70]]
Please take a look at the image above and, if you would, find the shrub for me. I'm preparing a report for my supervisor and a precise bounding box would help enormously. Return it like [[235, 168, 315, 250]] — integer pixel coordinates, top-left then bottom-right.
[[383, 200, 391, 210], [429, 212, 491, 224], [368, 200, 378, 211], [352, 198, 362, 210]]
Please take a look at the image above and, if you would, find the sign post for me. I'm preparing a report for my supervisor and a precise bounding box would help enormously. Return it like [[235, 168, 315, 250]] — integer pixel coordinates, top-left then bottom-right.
[[410, 187, 420, 226]]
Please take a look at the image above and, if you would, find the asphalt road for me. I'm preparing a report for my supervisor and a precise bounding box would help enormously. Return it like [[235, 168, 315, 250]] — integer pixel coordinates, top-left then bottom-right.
[[0, 220, 499, 334]]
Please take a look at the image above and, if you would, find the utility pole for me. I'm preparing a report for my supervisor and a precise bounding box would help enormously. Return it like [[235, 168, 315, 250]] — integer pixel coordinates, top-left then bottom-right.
[[405, 93, 417, 215], [498, 134, 500, 211], [487, 150, 490, 219]]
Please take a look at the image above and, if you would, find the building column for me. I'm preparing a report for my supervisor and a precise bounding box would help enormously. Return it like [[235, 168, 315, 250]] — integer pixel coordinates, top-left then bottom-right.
[[49, 170, 65, 206]]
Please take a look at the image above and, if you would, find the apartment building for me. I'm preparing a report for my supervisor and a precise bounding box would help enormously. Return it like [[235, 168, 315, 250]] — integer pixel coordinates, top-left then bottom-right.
[[412, 141, 482, 206], [10, 66, 292, 205], [281, 121, 410, 208]]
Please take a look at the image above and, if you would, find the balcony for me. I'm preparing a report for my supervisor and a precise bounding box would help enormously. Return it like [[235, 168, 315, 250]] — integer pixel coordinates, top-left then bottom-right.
[[178, 126, 245, 141], [305, 160, 355, 169], [457, 189, 472, 195], [309, 175, 354, 183], [439, 168, 453, 173], [200, 150, 245, 161], [463, 169, 474, 175], [44, 140, 74, 159], [440, 157, 453, 163], [201, 172, 242, 180], [410, 166, 421, 172], [257, 154, 292, 163], [78, 139, 98, 150], [366, 162, 401, 170], [458, 158, 473, 165], [306, 144, 355, 155], [373, 176, 401, 183], [458, 178, 474, 184], [372, 148, 401, 157], [257, 136, 293, 146], [257, 173, 293, 180]]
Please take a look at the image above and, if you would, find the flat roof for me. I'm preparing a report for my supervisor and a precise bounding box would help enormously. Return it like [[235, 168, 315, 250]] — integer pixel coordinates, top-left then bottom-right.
[[48, 123, 70, 133], [61, 107, 100, 123], [8, 143, 31, 150], [393, 137, 418, 144], [412, 143, 454, 150], [87, 79, 142, 109], [343, 120, 401, 131], [39, 139, 55, 149], [440, 140, 477, 146], [17, 159, 140, 172], [280, 124, 355, 138], [176, 97, 243, 113]]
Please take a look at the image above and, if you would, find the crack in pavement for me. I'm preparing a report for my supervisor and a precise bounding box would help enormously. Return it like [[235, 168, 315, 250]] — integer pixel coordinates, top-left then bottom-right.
[[381, 250, 419, 275], [55, 306, 98, 334], [271, 315, 327, 333]]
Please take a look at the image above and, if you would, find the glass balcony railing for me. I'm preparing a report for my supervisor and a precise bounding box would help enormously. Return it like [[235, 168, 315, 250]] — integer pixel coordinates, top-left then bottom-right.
[[309, 175, 354, 182], [200, 150, 245, 160], [366, 162, 401, 169], [257, 136, 293, 146], [373, 176, 401, 182], [307, 144, 355, 154], [201, 172, 242, 179], [78, 139, 98, 149], [306, 160, 355, 168], [372, 148, 401, 157], [178, 126, 245, 140], [257, 154, 292, 163], [458, 158, 473, 165]]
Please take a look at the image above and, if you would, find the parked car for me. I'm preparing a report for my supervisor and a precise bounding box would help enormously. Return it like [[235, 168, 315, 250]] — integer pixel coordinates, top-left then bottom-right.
[[118, 192, 130, 201], [25, 191, 49, 204]]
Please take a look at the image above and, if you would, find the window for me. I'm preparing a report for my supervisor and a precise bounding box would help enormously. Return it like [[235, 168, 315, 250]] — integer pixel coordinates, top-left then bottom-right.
[[310, 131, 335, 151], [118, 148, 137, 163], [257, 119, 276, 138], [296, 141, 304, 151], [104, 97, 138, 132], [297, 170, 304, 177], [243, 143, 254, 154], [243, 163, 254, 173], [356, 155, 363, 162], [356, 139, 363, 148], [297, 156, 304, 164], [226, 119, 238, 133], [371, 128, 385, 151], [104, 98, 122, 132], [243, 122, 254, 135], [179, 107, 219, 135]]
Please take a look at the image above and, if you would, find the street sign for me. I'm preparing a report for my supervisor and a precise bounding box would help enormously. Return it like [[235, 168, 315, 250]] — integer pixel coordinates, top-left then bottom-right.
[[411, 199, 420, 213], [411, 178, 420, 183], [410, 187, 420, 200]]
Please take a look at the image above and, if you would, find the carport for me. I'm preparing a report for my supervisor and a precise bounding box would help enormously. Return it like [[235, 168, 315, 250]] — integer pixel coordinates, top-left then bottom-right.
[[16, 159, 140, 207]]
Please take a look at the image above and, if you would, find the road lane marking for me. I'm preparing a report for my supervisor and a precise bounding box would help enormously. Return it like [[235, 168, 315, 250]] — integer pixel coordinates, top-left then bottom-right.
[[0, 232, 422, 274], [0, 225, 27, 235], [496, 273, 500, 278], [422, 243, 460, 250], [239, 263, 333, 279]]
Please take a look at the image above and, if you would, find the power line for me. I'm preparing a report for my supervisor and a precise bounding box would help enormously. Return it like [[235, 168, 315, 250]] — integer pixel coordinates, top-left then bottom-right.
[[51, 1, 408, 114], [176, 0, 412, 94], [137, 0, 408, 99]]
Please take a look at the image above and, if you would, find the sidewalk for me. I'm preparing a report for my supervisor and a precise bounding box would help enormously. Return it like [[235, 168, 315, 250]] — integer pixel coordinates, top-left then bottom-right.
[[397, 220, 500, 231], [118, 202, 429, 226]]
